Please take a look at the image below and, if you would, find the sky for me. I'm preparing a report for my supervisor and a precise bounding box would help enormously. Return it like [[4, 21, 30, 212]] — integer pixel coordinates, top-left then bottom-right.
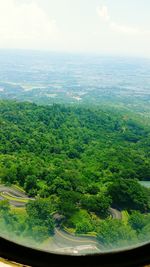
[[0, 0, 150, 57]]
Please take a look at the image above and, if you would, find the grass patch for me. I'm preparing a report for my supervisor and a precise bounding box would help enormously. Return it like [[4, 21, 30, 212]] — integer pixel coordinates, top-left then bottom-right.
[[63, 226, 76, 235], [122, 210, 129, 225], [76, 232, 97, 238], [63, 226, 97, 238], [11, 206, 26, 216]]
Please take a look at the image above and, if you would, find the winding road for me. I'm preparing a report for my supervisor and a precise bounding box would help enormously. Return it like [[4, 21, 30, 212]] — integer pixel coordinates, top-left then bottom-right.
[[0, 185, 32, 207], [0, 184, 122, 255], [109, 207, 122, 220], [0, 185, 101, 254], [47, 228, 101, 255], [0, 185, 122, 219]]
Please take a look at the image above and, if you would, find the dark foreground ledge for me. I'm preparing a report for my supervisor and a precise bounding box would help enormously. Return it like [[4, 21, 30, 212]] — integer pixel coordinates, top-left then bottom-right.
[[0, 237, 150, 267]]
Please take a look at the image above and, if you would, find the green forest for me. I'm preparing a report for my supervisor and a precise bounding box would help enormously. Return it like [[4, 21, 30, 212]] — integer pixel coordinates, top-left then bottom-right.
[[0, 100, 150, 249]]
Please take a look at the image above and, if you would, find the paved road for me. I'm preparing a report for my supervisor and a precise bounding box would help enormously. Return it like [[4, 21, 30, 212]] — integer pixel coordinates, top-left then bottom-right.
[[0, 186, 27, 198], [109, 207, 122, 220], [44, 228, 101, 255], [0, 185, 102, 254], [0, 185, 32, 207], [0, 185, 122, 254], [0, 185, 122, 219]]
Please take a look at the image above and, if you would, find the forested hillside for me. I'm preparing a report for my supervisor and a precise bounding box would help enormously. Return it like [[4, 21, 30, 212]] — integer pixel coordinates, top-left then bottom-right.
[[0, 100, 150, 249]]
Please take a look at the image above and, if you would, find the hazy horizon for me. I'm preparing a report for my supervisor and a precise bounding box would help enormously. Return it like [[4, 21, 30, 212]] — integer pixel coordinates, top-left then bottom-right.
[[0, 48, 150, 61]]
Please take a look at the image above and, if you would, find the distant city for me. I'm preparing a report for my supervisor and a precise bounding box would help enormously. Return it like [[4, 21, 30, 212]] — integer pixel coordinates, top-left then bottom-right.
[[0, 51, 150, 114]]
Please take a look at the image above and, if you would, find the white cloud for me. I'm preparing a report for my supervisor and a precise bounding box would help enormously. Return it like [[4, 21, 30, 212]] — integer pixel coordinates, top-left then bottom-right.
[[0, 0, 59, 49], [110, 22, 140, 35], [97, 5, 150, 36], [110, 22, 150, 36], [97, 5, 110, 22]]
